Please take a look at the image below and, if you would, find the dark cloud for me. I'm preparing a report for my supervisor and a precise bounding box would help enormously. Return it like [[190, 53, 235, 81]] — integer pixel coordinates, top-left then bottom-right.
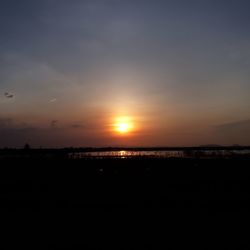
[[0, 123, 38, 148], [0, 117, 103, 148], [0, 126, 51, 148], [0, 118, 35, 131], [0, 118, 13, 128], [71, 124, 85, 129], [4, 92, 14, 98], [215, 119, 250, 131], [0, 118, 65, 147], [0, 122, 89, 148], [214, 119, 250, 145], [50, 120, 58, 128]]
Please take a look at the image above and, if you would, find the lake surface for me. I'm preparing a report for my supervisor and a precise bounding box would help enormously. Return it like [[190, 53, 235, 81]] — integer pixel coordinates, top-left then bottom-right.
[[68, 149, 250, 159]]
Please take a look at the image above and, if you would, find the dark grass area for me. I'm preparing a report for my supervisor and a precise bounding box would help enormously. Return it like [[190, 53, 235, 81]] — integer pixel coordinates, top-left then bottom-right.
[[1, 157, 250, 249]]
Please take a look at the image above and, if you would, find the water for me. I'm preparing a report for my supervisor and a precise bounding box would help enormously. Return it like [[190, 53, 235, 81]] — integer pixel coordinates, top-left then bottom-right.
[[68, 149, 250, 159]]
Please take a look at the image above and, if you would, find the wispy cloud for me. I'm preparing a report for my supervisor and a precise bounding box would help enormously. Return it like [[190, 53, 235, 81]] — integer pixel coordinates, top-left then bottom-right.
[[49, 98, 57, 103]]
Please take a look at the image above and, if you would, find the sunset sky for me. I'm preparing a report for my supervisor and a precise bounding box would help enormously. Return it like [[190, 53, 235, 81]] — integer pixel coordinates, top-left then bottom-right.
[[1, 0, 250, 147]]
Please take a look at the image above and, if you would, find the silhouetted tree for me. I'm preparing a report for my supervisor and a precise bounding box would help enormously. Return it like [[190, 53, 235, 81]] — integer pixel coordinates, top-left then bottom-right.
[[24, 143, 31, 150]]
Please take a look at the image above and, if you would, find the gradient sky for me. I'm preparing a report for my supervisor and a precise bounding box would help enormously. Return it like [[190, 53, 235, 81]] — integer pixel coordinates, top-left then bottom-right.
[[1, 0, 250, 147]]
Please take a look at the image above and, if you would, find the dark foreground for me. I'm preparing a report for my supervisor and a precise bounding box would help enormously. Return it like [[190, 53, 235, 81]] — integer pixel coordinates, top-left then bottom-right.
[[1, 157, 250, 249]]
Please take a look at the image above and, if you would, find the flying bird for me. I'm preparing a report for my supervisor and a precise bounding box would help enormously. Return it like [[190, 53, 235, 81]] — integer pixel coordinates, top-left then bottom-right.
[[4, 92, 14, 98]]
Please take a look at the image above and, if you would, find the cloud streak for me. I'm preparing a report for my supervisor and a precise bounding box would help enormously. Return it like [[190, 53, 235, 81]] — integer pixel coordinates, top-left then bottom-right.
[[49, 98, 57, 103]]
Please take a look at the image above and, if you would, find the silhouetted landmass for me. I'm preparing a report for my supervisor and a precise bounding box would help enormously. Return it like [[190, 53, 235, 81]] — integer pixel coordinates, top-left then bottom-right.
[[1, 153, 250, 249]]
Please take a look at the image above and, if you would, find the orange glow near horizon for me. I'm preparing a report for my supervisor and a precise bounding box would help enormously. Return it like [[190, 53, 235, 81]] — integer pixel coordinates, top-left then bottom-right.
[[113, 116, 134, 135]]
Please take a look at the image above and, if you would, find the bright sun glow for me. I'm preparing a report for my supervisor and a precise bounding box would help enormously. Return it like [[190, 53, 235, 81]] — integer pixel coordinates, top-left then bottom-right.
[[117, 123, 129, 133], [113, 117, 134, 135]]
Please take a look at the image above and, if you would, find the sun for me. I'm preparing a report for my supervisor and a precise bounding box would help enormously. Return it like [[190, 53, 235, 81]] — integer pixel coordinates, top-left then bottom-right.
[[113, 117, 134, 135], [117, 123, 130, 133]]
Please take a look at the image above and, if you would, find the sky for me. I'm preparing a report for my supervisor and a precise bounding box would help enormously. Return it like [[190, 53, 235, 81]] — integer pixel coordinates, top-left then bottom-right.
[[1, 0, 250, 147]]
